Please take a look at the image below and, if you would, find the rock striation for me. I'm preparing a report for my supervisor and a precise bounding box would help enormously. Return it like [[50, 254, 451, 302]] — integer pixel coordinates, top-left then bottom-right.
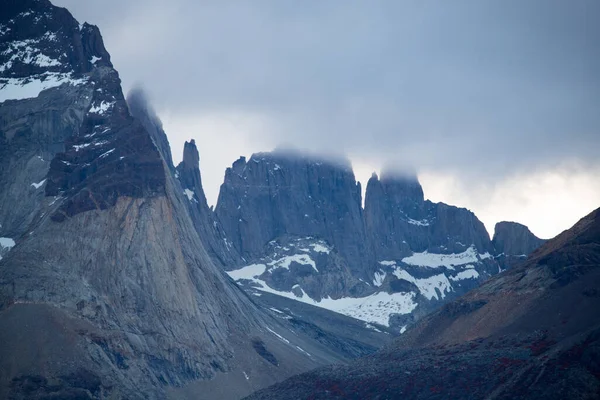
[[174, 138, 243, 267], [493, 221, 545, 270], [218, 159, 504, 332], [215, 150, 370, 277], [0, 2, 390, 399], [365, 171, 494, 258]]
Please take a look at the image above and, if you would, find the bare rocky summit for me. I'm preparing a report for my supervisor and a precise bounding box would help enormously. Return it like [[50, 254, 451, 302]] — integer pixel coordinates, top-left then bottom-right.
[[217, 158, 510, 332], [0, 1, 556, 399], [0, 2, 390, 399], [493, 220, 546, 270]]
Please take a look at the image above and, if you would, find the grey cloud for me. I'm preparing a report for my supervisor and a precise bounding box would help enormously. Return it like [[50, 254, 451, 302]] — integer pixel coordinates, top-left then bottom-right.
[[54, 0, 600, 180]]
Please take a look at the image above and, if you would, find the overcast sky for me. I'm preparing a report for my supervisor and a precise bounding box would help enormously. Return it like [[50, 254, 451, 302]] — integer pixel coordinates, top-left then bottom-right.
[[54, 0, 600, 239]]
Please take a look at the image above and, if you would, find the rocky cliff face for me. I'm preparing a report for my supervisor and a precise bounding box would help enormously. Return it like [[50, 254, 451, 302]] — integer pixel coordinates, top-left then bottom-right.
[[218, 159, 502, 332], [126, 87, 175, 173], [365, 171, 494, 258], [174, 138, 242, 267], [215, 151, 370, 277], [126, 89, 241, 267], [493, 221, 546, 270], [0, 0, 117, 238], [363, 171, 500, 327], [247, 207, 600, 400], [0, 2, 390, 399]]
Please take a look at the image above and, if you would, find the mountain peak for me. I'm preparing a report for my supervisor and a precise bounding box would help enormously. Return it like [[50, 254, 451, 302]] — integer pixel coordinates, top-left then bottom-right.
[[182, 139, 200, 170], [251, 149, 354, 172], [0, 0, 111, 88], [492, 220, 545, 256], [366, 169, 424, 209]]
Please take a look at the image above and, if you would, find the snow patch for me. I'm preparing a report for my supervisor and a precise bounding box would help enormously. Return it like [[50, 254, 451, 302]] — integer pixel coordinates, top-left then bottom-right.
[[98, 148, 115, 159], [407, 218, 429, 226], [0, 237, 15, 260], [449, 269, 480, 281], [266, 327, 290, 344], [0, 73, 88, 103], [227, 264, 417, 326], [322, 291, 417, 326], [268, 254, 318, 273], [392, 268, 452, 300], [401, 245, 481, 269], [227, 263, 267, 281], [365, 323, 382, 333], [0, 237, 15, 249], [73, 143, 91, 151], [310, 242, 330, 254], [89, 101, 113, 115], [42, 31, 57, 42], [295, 346, 311, 357], [183, 188, 195, 202], [379, 260, 396, 267], [373, 270, 386, 287], [0, 39, 61, 72], [31, 179, 46, 189]]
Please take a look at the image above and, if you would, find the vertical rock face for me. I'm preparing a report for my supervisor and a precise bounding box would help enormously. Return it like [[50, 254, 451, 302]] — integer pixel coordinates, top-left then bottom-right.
[[217, 157, 547, 332], [219, 159, 501, 331], [1, 2, 383, 399], [0, 0, 123, 237], [492, 221, 545, 256], [177, 139, 208, 207], [492, 221, 545, 270], [126, 87, 175, 172], [361, 171, 499, 328], [215, 151, 370, 277], [174, 138, 242, 267], [0, 2, 556, 398], [365, 171, 493, 259]]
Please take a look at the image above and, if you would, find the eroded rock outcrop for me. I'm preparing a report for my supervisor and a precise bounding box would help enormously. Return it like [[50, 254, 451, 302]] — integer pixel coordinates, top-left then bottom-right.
[[218, 159, 501, 331], [215, 151, 370, 277], [0, 2, 389, 399], [492, 221, 545, 270], [365, 171, 494, 258]]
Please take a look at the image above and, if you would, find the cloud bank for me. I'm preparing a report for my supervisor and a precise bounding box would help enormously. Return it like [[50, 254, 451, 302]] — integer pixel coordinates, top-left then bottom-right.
[[53, 0, 600, 237]]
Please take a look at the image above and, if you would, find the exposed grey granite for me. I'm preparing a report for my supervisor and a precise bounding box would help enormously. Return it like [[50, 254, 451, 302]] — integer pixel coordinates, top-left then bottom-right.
[[493, 221, 545, 257], [215, 151, 371, 278], [365, 171, 494, 259], [0, 3, 389, 399], [492, 221, 546, 270]]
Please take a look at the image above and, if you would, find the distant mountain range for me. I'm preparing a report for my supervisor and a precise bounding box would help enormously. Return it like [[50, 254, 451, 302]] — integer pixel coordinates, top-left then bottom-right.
[[0, 2, 389, 399], [246, 206, 600, 399], [213, 151, 544, 332], [1, 1, 580, 400]]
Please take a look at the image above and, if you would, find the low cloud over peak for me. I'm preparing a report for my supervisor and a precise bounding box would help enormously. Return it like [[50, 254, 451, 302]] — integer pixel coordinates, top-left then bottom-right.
[[55, 0, 600, 237]]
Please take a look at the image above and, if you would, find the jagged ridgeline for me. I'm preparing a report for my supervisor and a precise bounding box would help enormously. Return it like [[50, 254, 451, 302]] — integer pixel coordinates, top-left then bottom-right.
[[246, 207, 600, 400], [0, 1, 392, 399], [215, 154, 544, 332], [0, 1, 550, 399]]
